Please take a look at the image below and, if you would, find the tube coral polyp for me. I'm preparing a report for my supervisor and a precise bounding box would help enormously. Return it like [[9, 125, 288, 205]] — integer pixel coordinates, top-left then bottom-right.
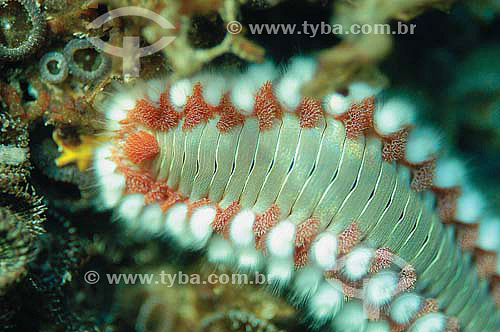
[[39, 51, 68, 84], [0, 0, 45, 62], [94, 57, 500, 332]]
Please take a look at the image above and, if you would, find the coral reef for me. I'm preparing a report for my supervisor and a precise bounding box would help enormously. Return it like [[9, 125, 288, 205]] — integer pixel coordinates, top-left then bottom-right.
[[115, 263, 299, 332], [0, 112, 30, 183], [0, 210, 100, 332], [200, 310, 286, 332], [0, 112, 44, 291], [137, 0, 265, 78], [302, 0, 457, 98], [0, 206, 39, 291]]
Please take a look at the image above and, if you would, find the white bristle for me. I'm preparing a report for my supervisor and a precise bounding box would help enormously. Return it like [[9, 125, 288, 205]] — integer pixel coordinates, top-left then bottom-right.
[[477, 217, 500, 251], [433, 158, 466, 188], [342, 246, 373, 281], [164, 203, 188, 238], [374, 97, 416, 135], [455, 189, 485, 223], [348, 82, 380, 102], [266, 220, 296, 258], [109, 92, 136, 112], [207, 237, 234, 266], [275, 56, 317, 111], [291, 265, 323, 304], [405, 127, 441, 164], [117, 194, 145, 223], [230, 78, 258, 115], [246, 61, 279, 85], [145, 78, 166, 102], [266, 257, 294, 290], [311, 232, 338, 270], [105, 104, 129, 123], [287, 56, 317, 82], [100, 173, 125, 208], [139, 204, 164, 234], [169, 79, 192, 109], [236, 246, 261, 271], [94, 144, 117, 178], [390, 293, 422, 325], [229, 209, 256, 247], [323, 93, 351, 116], [106, 114, 127, 131], [365, 321, 390, 332], [197, 73, 226, 106], [409, 313, 446, 332], [275, 76, 302, 111], [364, 271, 398, 306], [308, 281, 344, 323], [189, 205, 217, 246], [331, 300, 367, 332]]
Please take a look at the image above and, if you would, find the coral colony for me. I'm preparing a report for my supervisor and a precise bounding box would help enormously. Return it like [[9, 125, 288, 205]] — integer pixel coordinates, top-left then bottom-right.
[[95, 57, 500, 331]]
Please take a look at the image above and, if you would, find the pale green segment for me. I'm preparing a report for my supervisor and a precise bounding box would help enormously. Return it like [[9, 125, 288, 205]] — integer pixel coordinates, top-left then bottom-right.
[[219, 118, 260, 209], [449, 267, 478, 319], [383, 189, 421, 251], [444, 255, 475, 315], [239, 122, 282, 208], [312, 134, 365, 226], [287, 118, 346, 223], [424, 228, 458, 296], [178, 122, 207, 197], [467, 294, 497, 331], [467, 286, 496, 332], [253, 113, 301, 214], [354, 158, 396, 236], [154, 127, 174, 181], [208, 123, 242, 205], [397, 200, 432, 265], [190, 119, 220, 201], [437, 244, 464, 307], [325, 137, 383, 234], [410, 216, 442, 275], [459, 285, 481, 325], [274, 116, 326, 219], [364, 167, 411, 249], [451, 255, 476, 313], [465, 282, 488, 323], [166, 119, 186, 190], [151, 131, 164, 180]]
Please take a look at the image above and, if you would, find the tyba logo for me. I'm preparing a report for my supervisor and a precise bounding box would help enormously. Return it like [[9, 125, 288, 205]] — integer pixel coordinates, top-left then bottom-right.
[[86, 7, 175, 78]]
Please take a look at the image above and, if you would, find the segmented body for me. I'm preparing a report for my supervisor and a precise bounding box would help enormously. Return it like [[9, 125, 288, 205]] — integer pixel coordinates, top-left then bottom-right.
[[95, 60, 500, 332]]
